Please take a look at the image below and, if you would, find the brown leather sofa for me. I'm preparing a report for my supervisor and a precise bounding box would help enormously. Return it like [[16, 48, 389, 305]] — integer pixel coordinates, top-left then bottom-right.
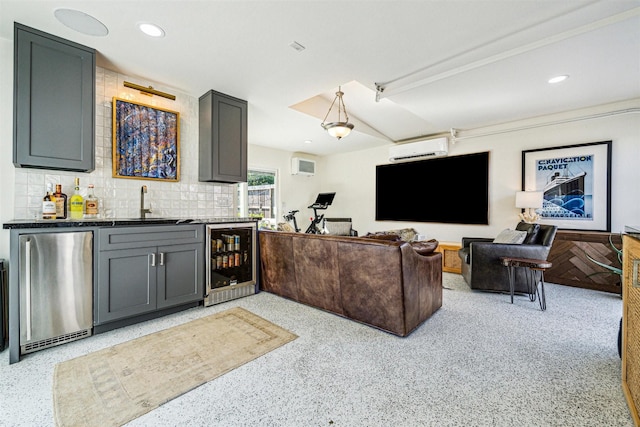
[[258, 230, 443, 337]]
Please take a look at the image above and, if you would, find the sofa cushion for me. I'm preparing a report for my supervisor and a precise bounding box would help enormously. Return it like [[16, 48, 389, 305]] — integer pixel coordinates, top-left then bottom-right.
[[493, 229, 527, 244], [516, 222, 541, 244], [363, 233, 402, 242], [410, 239, 438, 255]]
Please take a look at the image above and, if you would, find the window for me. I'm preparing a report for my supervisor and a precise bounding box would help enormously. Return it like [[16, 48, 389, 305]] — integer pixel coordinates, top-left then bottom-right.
[[237, 168, 277, 227]]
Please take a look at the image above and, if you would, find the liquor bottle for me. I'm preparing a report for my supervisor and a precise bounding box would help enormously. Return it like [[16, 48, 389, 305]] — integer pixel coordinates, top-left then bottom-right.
[[69, 177, 84, 219], [42, 183, 57, 220], [84, 184, 99, 219], [54, 184, 68, 219]]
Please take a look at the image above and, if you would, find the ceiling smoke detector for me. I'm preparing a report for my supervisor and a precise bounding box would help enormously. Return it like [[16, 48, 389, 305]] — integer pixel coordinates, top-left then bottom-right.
[[289, 41, 306, 52]]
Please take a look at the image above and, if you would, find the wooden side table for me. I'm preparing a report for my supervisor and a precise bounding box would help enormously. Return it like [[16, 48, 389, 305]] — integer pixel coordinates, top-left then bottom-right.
[[500, 257, 552, 311], [435, 242, 462, 274]]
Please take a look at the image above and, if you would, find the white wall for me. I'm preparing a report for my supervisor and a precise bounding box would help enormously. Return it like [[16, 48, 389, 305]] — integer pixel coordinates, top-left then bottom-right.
[[244, 99, 640, 243], [248, 145, 322, 226], [318, 99, 640, 243]]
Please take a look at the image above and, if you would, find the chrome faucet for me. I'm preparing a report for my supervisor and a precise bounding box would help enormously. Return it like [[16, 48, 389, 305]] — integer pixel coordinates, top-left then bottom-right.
[[140, 185, 152, 219]]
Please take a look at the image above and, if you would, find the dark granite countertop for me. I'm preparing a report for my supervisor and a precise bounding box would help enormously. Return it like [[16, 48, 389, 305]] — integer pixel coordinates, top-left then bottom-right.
[[2, 217, 256, 230]]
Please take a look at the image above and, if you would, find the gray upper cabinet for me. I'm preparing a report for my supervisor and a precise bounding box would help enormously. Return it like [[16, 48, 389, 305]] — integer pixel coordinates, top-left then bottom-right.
[[199, 90, 248, 183], [13, 23, 95, 172]]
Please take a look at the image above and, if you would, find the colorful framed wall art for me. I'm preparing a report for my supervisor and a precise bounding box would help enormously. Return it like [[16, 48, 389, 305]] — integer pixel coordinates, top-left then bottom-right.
[[521, 141, 612, 231], [112, 97, 180, 181]]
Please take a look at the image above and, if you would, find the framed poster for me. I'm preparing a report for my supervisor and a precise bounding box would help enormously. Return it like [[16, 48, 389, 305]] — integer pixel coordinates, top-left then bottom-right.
[[112, 97, 180, 181], [521, 141, 611, 231]]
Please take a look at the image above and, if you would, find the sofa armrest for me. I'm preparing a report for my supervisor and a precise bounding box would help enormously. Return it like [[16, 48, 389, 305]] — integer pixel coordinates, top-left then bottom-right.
[[409, 239, 438, 255], [400, 244, 442, 335], [469, 241, 551, 262]]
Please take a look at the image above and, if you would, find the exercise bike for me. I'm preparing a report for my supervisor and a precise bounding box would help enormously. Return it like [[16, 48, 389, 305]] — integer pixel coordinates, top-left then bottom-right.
[[304, 192, 335, 234], [282, 192, 336, 234], [283, 210, 301, 232]]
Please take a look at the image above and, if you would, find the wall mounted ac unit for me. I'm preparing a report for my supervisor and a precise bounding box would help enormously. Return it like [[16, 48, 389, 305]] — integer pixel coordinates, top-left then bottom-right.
[[388, 137, 449, 162], [291, 157, 316, 176]]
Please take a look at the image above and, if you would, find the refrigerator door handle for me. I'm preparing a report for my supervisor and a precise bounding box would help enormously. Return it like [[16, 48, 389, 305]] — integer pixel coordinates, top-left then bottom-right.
[[24, 238, 32, 342]]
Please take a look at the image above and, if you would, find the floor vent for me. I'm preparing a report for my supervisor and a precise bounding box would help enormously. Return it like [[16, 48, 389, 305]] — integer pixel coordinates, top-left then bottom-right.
[[22, 329, 92, 354], [205, 283, 256, 306]]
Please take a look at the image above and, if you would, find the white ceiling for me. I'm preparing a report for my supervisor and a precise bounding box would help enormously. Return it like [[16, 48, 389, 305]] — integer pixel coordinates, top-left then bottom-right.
[[1, 0, 639, 156]]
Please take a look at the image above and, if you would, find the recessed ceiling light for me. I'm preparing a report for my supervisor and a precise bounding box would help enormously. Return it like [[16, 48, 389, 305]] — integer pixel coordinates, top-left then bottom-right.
[[54, 8, 108, 36], [548, 75, 569, 84], [138, 22, 165, 38], [304, 140, 312, 144]]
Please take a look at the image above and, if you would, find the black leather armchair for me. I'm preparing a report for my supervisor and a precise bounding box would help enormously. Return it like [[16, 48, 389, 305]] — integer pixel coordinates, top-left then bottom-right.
[[458, 222, 558, 293]]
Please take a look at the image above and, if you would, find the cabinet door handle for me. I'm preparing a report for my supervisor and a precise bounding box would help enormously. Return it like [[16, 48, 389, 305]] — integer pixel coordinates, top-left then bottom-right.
[[150, 252, 156, 267], [633, 258, 640, 288], [159, 252, 165, 266], [24, 238, 32, 341]]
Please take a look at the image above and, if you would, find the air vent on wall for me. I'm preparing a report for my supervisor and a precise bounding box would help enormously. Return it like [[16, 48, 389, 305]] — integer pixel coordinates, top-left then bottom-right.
[[291, 157, 316, 176]]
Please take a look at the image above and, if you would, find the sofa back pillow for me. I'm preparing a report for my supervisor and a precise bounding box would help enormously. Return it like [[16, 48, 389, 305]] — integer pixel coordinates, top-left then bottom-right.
[[493, 229, 527, 244], [515, 222, 541, 244]]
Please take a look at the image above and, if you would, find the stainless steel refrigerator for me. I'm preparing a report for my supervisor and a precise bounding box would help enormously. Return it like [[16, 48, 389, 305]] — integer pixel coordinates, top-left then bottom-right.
[[19, 231, 93, 354]]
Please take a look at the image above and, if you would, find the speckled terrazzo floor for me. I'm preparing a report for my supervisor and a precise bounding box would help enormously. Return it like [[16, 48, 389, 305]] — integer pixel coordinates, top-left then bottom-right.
[[0, 273, 633, 426]]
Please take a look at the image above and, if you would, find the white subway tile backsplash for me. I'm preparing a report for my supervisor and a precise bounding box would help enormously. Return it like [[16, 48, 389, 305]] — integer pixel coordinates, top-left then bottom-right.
[[13, 66, 237, 220]]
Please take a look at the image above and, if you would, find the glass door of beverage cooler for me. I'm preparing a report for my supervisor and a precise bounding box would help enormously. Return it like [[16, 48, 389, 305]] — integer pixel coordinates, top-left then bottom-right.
[[205, 222, 256, 305]]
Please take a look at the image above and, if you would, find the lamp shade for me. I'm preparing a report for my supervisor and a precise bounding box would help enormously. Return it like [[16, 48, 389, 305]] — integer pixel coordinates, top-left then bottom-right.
[[324, 122, 354, 139], [515, 191, 543, 209]]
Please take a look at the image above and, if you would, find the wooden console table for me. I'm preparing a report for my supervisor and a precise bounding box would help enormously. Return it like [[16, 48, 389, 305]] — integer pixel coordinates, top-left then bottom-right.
[[546, 230, 622, 294], [435, 242, 462, 274]]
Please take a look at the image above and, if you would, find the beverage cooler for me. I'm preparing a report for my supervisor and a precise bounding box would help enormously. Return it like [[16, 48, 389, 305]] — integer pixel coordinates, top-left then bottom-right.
[[205, 222, 257, 306]]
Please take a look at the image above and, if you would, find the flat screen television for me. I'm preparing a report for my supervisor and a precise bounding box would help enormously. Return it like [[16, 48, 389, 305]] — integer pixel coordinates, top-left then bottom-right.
[[376, 151, 489, 224]]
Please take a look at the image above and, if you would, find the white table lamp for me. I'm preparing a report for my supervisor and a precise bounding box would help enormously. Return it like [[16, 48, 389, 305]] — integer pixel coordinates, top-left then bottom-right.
[[516, 191, 543, 223]]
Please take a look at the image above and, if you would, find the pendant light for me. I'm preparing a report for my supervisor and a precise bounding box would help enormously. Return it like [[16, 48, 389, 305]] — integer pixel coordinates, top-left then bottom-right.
[[321, 86, 354, 139]]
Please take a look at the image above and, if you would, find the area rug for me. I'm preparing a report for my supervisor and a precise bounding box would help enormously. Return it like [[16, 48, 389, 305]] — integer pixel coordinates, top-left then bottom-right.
[[52, 307, 297, 427]]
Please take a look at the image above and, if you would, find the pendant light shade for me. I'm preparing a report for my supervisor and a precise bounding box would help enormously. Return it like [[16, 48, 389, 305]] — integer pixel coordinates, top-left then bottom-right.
[[321, 87, 354, 139]]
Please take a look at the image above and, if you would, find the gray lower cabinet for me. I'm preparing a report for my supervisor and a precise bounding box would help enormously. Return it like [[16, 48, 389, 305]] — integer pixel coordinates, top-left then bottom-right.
[[96, 225, 204, 325], [199, 90, 248, 183], [13, 23, 95, 172]]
